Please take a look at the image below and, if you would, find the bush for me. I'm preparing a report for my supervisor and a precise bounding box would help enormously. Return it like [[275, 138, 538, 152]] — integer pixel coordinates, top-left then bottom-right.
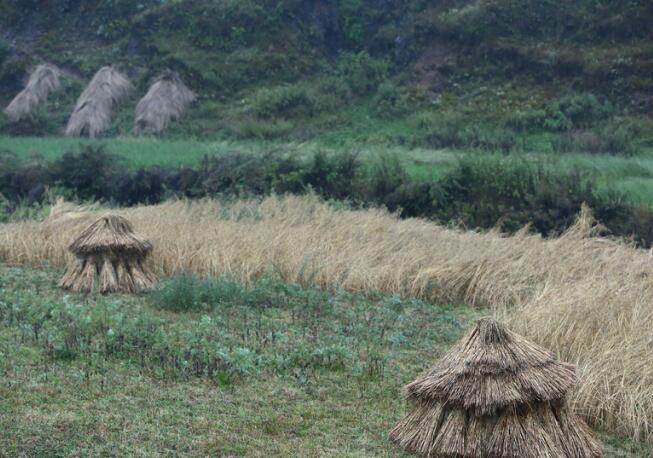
[[153, 273, 246, 312], [3, 144, 653, 246], [248, 79, 349, 122], [545, 93, 614, 131], [335, 51, 388, 96], [250, 84, 316, 120], [438, 0, 582, 43], [416, 113, 518, 152], [363, 152, 408, 204], [116, 168, 168, 206], [373, 82, 410, 118], [431, 158, 597, 235], [301, 150, 361, 200], [551, 126, 637, 156], [50, 146, 124, 202], [196, 151, 273, 196], [506, 108, 548, 131], [377, 157, 647, 241]]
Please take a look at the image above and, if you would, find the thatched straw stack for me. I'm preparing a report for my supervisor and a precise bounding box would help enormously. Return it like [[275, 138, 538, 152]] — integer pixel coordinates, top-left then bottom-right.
[[65, 66, 133, 137], [390, 317, 602, 457], [59, 215, 156, 294], [133, 71, 195, 134], [4, 64, 62, 122]]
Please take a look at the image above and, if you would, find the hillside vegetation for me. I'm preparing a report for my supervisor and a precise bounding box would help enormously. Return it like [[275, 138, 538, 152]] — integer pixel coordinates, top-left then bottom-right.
[[0, 0, 652, 146]]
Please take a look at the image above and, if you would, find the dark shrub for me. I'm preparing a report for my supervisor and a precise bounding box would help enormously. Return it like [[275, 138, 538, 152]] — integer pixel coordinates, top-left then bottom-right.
[[301, 151, 361, 200], [3, 145, 653, 247], [431, 158, 597, 235], [50, 146, 124, 201], [0, 151, 49, 201], [166, 167, 202, 197], [197, 151, 269, 196], [116, 168, 168, 206]]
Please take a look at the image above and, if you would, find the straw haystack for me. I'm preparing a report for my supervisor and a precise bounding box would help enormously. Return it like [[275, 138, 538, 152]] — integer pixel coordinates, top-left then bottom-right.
[[133, 71, 195, 134], [4, 64, 62, 122], [389, 317, 602, 457], [65, 66, 133, 137], [59, 215, 157, 294]]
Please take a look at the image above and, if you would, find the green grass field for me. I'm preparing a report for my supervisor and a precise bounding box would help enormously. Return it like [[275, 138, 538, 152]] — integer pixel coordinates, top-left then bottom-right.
[[4, 135, 653, 207], [0, 265, 648, 457], [0, 136, 256, 168]]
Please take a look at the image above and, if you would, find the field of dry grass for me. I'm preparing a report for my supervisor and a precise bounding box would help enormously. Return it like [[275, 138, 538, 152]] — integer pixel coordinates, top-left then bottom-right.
[[0, 195, 651, 444]]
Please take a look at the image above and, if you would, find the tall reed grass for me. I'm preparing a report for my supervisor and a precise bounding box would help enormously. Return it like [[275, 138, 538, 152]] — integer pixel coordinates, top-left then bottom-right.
[[0, 195, 651, 443]]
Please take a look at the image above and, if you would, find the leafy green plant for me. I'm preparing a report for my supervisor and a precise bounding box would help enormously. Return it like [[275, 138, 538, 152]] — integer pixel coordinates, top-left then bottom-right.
[[153, 273, 247, 312], [335, 51, 388, 96], [545, 93, 614, 131], [416, 113, 518, 152], [373, 82, 409, 118], [250, 84, 316, 120]]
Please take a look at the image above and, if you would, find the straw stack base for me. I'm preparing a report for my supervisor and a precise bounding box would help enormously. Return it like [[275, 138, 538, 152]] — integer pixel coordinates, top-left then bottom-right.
[[59, 256, 157, 294], [390, 402, 602, 458]]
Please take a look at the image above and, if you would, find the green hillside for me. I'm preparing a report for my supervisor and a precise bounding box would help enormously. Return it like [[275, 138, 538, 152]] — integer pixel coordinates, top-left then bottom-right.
[[1, 0, 652, 147]]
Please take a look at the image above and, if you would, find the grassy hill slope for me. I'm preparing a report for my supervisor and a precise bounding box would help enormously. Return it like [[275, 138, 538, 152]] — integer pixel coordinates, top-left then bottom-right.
[[0, 0, 652, 147]]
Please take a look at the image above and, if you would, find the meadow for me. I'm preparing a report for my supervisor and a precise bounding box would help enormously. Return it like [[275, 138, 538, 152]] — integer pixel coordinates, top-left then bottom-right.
[[0, 266, 644, 457], [4, 135, 653, 206], [2, 0, 653, 454], [0, 264, 475, 456], [0, 195, 652, 456]]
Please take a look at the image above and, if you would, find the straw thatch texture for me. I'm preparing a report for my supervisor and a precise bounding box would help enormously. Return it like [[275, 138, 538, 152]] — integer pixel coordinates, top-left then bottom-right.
[[390, 317, 602, 457], [4, 64, 62, 122], [59, 214, 156, 294], [65, 66, 133, 137], [133, 71, 195, 134], [404, 317, 577, 415], [0, 196, 651, 444]]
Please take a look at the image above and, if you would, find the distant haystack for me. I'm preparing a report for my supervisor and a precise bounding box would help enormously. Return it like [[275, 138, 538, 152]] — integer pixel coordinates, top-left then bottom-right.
[[59, 214, 157, 294], [65, 66, 133, 138], [4, 64, 62, 122], [389, 317, 602, 457], [133, 71, 195, 134]]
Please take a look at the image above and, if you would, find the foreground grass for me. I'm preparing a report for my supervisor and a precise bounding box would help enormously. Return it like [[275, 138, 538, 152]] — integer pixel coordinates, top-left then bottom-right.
[[0, 265, 473, 456], [3, 195, 653, 445], [0, 265, 648, 456]]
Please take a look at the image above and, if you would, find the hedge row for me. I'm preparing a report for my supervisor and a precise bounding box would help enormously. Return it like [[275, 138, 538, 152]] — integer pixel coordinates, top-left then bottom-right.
[[1, 146, 651, 246]]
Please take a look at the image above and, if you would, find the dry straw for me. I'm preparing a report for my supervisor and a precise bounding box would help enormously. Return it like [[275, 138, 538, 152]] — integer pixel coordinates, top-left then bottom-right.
[[133, 70, 195, 134], [65, 66, 133, 137], [59, 214, 156, 294], [4, 64, 62, 122], [0, 196, 651, 443], [390, 317, 602, 457]]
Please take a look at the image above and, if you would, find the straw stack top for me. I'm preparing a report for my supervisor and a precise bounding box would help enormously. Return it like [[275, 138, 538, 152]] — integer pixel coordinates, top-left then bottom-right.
[[405, 317, 577, 415], [69, 214, 153, 256]]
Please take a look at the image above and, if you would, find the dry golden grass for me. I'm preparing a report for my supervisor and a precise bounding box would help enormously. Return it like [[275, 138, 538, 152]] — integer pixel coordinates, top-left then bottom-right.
[[0, 195, 651, 444]]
